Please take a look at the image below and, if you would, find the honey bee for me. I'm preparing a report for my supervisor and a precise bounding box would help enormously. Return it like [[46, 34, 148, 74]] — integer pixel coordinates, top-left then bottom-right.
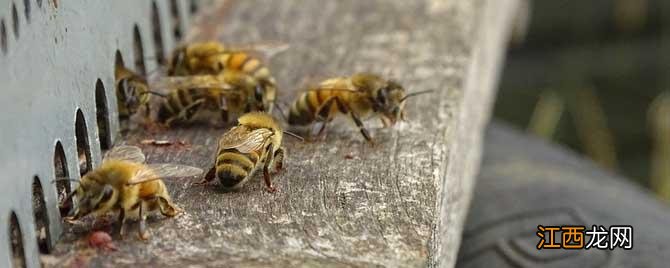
[[167, 41, 284, 112], [196, 112, 302, 192], [62, 146, 202, 240], [154, 70, 271, 126], [287, 73, 432, 144]]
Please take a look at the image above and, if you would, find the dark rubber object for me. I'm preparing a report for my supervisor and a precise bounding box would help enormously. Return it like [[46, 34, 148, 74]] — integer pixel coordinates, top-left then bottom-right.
[[456, 122, 670, 268]]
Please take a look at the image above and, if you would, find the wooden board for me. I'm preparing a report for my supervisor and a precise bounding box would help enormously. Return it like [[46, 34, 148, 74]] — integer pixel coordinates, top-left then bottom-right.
[[46, 0, 519, 266]]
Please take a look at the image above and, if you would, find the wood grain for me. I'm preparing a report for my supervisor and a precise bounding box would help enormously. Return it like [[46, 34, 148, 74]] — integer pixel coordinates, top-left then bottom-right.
[[47, 0, 519, 267]]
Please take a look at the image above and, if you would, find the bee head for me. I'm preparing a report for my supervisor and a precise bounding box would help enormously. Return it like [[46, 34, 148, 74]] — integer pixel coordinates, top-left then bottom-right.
[[374, 80, 406, 126], [117, 79, 149, 113], [375, 81, 433, 125], [68, 180, 116, 221]]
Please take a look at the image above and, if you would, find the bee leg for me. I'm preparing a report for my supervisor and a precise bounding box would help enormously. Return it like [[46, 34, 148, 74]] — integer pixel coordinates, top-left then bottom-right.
[[315, 121, 330, 140], [313, 97, 338, 140], [143, 103, 151, 122], [220, 109, 229, 124], [380, 117, 391, 128], [173, 99, 205, 124], [273, 147, 285, 172], [183, 100, 205, 121], [350, 112, 375, 145], [219, 95, 229, 123], [164, 115, 177, 127], [138, 203, 150, 240], [157, 197, 181, 217], [141, 104, 161, 132], [117, 209, 128, 239], [307, 121, 325, 142], [263, 144, 278, 193], [193, 166, 216, 186], [332, 98, 375, 145], [119, 117, 130, 135]]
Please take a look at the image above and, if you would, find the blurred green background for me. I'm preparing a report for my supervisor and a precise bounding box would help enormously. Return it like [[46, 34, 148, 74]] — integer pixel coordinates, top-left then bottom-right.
[[495, 0, 670, 200]]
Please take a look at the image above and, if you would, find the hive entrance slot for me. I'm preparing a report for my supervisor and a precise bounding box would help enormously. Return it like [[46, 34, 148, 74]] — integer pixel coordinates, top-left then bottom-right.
[[54, 141, 71, 217], [133, 25, 147, 75], [12, 3, 19, 38], [95, 79, 111, 151], [189, 0, 198, 14], [32, 177, 51, 253], [23, 0, 31, 23], [115, 50, 125, 68], [152, 2, 165, 65], [1, 19, 7, 54], [169, 0, 183, 40], [75, 109, 92, 176], [9, 212, 26, 268]]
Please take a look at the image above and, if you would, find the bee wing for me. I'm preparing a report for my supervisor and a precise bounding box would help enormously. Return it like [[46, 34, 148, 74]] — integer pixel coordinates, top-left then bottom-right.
[[218, 127, 273, 153], [298, 76, 360, 93], [220, 41, 290, 60], [217, 126, 250, 149], [305, 87, 359, 92], [126, 164, 203, 185], [147, 164, 204, 179], [103, 146, 146, 163], [150, 75, 237, 91]]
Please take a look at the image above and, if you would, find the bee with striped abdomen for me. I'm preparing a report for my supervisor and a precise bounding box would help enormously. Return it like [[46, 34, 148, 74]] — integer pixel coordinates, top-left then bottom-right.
[[217, 49, 278, 113], [287, 73, 432, 144], [167, 41, 284, 112], [196, 112, 301, 192], [154, 70, 269, 126], [61, 146, 202, 240]]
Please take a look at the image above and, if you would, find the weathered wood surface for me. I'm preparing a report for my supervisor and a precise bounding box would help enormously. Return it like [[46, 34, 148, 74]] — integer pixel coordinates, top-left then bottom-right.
[[47, 0, 518, 267]]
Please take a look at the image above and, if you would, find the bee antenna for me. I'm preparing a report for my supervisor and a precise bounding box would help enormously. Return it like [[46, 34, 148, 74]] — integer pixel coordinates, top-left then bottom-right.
[[282, 130, 305, 142], [400, 90, 434, 102], [148, 91, 168, 98]]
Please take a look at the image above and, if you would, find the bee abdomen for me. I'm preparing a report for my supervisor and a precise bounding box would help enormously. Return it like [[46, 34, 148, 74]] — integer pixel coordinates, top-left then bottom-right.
[[288, 90, 337, 125], [225, 52, 275, 83], [157, 89, 201, 123], [215, 150, 258, 189]]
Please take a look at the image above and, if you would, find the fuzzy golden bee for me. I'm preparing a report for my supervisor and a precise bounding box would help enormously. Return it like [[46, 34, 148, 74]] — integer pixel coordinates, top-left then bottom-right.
[[287, 73, 431, 143], [62, 146, 202, 240], [197, 112, 301, 192], [167, 41, 226, 76], [115, 65, 152, 120], [167, 41, 281, 112], [153, 70, 271, 126]]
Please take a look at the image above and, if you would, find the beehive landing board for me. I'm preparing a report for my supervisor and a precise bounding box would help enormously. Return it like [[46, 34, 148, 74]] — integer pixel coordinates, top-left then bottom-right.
[[47, 0, 519, 266]]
